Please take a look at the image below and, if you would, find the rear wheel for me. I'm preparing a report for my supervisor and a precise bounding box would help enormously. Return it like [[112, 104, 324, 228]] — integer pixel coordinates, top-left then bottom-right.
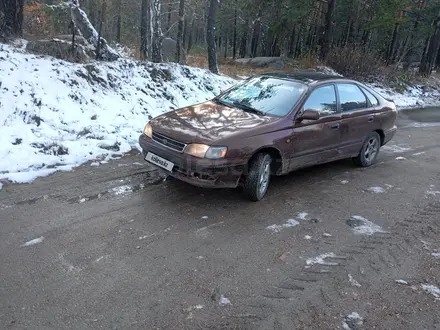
[[353, 132, 381, 167], [243, 153, 272, 201]]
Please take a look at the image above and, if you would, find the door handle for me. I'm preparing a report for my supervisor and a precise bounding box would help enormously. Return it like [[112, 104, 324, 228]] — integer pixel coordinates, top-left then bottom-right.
[[330, 123, 340, 129], [368, 116, 374, 122]]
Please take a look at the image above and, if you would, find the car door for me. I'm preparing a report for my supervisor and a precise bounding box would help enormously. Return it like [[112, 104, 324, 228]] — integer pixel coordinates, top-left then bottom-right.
[[288, 84, 342, 171], [337, 83, 379, 157]]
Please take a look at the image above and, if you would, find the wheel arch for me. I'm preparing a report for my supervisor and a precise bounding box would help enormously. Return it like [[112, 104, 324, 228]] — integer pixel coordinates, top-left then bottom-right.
[[247, 146, 285, 175]]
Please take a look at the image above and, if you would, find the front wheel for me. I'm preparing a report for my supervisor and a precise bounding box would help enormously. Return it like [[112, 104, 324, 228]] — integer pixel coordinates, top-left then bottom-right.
[[243, 153, 272, 201], [353, 132, 381, 167]]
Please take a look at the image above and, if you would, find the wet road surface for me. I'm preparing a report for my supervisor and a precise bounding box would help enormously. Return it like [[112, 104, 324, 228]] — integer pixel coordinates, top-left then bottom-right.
[[1, 109, 440, 329]]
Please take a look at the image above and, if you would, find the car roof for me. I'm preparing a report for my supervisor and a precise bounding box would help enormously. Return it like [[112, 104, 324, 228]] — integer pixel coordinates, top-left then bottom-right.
[[258, 71, 345, 85]]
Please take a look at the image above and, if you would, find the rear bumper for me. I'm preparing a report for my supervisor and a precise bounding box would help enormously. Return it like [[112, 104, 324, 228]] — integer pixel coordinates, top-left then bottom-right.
[[138, 134, 244, 188], [383, 125, 397, 145]]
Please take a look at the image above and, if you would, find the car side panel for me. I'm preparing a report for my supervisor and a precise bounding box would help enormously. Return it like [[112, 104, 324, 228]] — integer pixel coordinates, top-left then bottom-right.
[[339, 108, 379, 157], [287, 114, 342, 171]]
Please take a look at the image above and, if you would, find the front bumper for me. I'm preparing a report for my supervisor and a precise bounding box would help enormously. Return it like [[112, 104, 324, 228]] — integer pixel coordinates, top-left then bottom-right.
[[139, 134, 244, 188]]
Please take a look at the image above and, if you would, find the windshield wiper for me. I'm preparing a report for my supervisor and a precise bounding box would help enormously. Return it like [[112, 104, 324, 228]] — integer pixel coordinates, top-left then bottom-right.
[[231, 101, 265, 116]]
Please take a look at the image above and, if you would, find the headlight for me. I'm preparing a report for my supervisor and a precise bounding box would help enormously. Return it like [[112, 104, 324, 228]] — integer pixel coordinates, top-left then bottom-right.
[[144, 123, 152, 138], [205, 146, 228, 159], [184, 144, 227, 159]]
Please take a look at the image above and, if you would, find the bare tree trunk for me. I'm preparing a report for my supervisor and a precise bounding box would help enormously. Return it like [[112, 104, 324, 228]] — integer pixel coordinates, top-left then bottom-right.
[[0, 0, 24, 38], [167, 2, 172, 34], [96, 1, 106, 60], [116, 0, 122, 43], [387, 22, 399, 64], [151, 0, 163, 63], [140, 0, 151, 60], [251, 11, 262, 57], [321, 0, 337, 60], [420, 10, 440, 75], [176, 0, 185, 63], [207, 0, 219, 74], [187, 17, 195, 53], [224, 28, 228, 58], [233, 0, 237, 59], [69, 0, 119, 61]]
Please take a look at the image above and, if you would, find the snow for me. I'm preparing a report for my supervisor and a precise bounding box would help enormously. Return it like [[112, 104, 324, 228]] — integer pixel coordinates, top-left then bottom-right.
[[323, 233, 332, 237], [432, 252, 440, 259], [367, 186, 385, 194], [368, 83, 440, 109], [382, 144, 412, 153], [395, 156, 406, 160], [219, 295, 231, 306], [0, 183, 3, 190], [201, 216, 209, 220], [297, 212, 309, 220], [396, 279, 409, 285], [266, 219, 300, 233], [341, 180, 349, 184], [343, 312, 364, 330], [348, 274, 362, 287], [0, 43, 235, 184], [421, 284, 440, 299], [304, 235, 312, 240], [306, 252, 338, 266], [22, 236, 44, 247], [348, 215, 387, 235], [112, 185, 132, 196]]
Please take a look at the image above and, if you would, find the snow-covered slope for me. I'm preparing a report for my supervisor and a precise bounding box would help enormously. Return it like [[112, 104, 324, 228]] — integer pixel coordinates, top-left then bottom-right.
[[0, 43, 235, 185]]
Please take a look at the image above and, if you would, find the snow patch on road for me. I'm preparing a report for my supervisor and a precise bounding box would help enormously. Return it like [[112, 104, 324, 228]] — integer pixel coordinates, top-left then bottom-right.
[[297, 212, 309, 220], [432, 252, 440, 259], [342, 312, 364, 330], [341, 180, 349, 185], [396, 279, 409, 285], [395, 156, 406, 160], [304, 235, 312, 240], [426, 189, 440, 197], [348, 274, 362, 287], [219, 295, 231, 306], [266, 219, 300, 233], [348, 216, 387, 235], [421, 284, 440, 299], [112, 185, 132, 196], [22, 236, 44, 247], [382, 144, 411, 153], [413, 152, 426, 156], [367, 186, 385, 194], [306, 252, 338, 266]]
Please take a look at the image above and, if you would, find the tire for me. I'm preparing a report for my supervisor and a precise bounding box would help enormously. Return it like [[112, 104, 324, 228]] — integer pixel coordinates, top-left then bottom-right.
[[353, 132, 381, 167], [243, 153, 272, 201]]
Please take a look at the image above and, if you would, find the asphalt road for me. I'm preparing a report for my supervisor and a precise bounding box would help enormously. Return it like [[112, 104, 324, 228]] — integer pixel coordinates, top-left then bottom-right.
[[1, 109, 440, 330]]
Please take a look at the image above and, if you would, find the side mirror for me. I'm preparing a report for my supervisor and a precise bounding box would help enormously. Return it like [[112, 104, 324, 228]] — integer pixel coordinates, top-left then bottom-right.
[[297, 109, 320, 121]]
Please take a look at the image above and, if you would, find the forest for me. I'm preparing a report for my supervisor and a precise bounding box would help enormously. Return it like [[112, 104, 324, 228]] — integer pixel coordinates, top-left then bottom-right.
[[2, 0, 440, 77]]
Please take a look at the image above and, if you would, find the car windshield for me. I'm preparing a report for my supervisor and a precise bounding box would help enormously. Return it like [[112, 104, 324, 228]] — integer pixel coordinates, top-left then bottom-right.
[[216, 77, 307, 117]]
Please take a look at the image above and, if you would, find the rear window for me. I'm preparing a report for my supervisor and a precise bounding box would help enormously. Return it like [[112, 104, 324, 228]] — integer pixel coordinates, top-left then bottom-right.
[[217, 77, 307, 117], [360, 87, 379, 107]]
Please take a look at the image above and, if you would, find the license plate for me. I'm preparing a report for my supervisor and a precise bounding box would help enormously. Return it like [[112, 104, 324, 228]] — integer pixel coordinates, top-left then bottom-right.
[[145, 152, 174, 172]]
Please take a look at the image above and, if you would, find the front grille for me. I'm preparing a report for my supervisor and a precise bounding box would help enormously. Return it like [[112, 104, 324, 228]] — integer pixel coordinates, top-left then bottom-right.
[[152, 131, 186, 152]]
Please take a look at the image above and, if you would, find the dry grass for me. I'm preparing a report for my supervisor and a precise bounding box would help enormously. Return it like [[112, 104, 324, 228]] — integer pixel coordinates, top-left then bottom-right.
[[186, 54, 318, 78]]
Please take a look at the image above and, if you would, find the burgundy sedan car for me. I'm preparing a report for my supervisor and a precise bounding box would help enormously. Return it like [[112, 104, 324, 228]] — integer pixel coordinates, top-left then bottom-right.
[[139, 72, 397, 201]]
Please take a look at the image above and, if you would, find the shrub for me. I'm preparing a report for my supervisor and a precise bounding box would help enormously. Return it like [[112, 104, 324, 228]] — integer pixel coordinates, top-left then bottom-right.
[[326, 46, 383, 78]]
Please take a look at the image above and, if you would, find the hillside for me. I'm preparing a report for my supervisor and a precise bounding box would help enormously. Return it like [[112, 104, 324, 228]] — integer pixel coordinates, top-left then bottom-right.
[[0, 42, 235, 185]]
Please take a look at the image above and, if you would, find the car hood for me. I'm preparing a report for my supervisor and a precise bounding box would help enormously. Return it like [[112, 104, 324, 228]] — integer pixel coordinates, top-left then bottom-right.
[[151, 100, 279, 144]]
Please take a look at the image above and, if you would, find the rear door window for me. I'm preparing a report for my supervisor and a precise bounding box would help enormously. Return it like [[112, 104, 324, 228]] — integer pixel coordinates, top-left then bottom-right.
[[337, 84, 368, 111], [303, 85, 338, 116]]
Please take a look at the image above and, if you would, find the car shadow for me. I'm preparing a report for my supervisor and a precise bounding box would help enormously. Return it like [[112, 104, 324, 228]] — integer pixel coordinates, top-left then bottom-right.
[[161, 158, 358, 204]]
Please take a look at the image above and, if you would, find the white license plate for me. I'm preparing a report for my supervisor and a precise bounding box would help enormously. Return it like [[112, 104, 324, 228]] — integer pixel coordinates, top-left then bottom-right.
[[145, 152, 174, 172]]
